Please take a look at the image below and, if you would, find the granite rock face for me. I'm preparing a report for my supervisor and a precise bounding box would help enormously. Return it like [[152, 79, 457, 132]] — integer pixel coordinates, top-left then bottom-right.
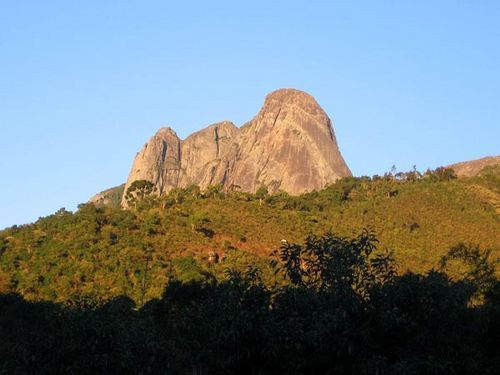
[[226, 89, 351, 194], [121, 89, 351, 206], [178, 121, 239, 188], [121, 128, 181, 206]]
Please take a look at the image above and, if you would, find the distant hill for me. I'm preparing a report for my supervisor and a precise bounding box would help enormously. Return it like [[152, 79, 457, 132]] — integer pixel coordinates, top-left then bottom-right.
[[89, 184, 125, 208], [447, 155, 500, 177]]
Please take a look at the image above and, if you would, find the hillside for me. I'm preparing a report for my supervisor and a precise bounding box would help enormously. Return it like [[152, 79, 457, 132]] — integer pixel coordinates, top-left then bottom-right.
[[89, 184, 125, 208], [447, 155, 500, 177], [1, 167, 498, 305]]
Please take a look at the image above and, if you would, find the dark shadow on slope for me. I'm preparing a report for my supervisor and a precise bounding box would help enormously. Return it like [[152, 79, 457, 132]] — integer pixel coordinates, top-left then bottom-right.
[[0, 234, 499, 374]]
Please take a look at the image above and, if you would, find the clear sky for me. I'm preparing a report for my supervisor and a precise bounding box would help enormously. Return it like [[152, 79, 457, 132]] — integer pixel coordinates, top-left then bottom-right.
[[1, 1, 499, 229]]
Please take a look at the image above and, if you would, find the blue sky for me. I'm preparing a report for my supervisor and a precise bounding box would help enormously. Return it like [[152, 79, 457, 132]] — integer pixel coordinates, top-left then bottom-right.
[[1, 1, 499, 228]]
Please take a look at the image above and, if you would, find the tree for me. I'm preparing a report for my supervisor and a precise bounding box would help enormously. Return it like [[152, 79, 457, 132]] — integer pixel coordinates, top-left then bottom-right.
[[0, 268, 11, 294], [255, 185, 269, 206], [434, 167, 457, 181], [390, 164, 397, 178], [188, 211, 210, 232], [125, 180, 155, 208], [405, 165, 421, 181], [276, 230, 396, 295], [139, 243, 154, 307], [167, 187, 187, 204], [185, 184, 201, 199], [142, 210, 161, 235], [204, 184, 224, 199], [440, 243, 496, 300]]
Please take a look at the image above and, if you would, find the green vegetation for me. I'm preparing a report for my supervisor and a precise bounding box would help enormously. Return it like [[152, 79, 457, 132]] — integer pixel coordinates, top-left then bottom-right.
[[0, 164, 498, 372], [125, 179, 155, 208], [91, 184, 125, 208], [0, 168, 498, 305]]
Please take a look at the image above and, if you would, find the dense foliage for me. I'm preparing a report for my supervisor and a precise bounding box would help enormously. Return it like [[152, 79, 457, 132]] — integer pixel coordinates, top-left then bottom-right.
[[0, 166, 498, 373], [1, 167, 498, 304], [0, 231, 498, 374]]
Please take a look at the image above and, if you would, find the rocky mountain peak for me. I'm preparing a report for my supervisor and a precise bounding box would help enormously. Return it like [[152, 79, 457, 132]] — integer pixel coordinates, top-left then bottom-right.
[[249, 88, 335, 142], [155, 126, 179, 139], [121, 89, 351, 206], [264, 88, 324, 111]]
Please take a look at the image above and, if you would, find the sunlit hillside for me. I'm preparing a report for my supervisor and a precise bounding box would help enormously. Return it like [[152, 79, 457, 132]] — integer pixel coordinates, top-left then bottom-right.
[[1, 166, 498, 304]]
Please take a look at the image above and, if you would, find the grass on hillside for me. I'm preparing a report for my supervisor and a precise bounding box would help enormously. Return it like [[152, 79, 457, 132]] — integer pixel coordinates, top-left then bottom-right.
[[0, 167, 498, 305]]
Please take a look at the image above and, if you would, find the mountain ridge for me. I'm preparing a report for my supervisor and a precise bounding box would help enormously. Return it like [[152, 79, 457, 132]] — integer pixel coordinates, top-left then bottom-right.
[[120, 89, 352, 206], [446, 155, 500, 177]]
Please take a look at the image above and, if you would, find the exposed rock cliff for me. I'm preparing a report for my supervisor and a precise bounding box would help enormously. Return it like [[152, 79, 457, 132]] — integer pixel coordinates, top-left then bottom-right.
[[121, 128, 181, 206], [226, 89, 351, 194], [179, 121, 238, 188], [121, 89, 351, 206]]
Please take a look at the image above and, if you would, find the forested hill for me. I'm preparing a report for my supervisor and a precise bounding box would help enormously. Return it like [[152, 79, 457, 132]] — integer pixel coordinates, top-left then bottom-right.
[[0, 166, 498, 304]]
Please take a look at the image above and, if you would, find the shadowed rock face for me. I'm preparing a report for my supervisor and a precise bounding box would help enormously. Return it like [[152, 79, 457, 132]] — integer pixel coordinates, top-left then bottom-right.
[[121, 89, 351, 206]]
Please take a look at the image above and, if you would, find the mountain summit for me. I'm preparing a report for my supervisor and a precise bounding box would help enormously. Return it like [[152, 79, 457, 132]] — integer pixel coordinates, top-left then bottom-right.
[[121, 89, 351, 206]]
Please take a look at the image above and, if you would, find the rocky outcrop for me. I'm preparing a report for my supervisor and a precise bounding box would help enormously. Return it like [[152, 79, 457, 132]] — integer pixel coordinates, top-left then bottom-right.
[[121, 128, 181, 206], [178, 121, 239, 188], [121, 89, 351, 206], [89, 184, 125, 208], [447, 156, 500, 177], [225, 89, 351, 194]]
